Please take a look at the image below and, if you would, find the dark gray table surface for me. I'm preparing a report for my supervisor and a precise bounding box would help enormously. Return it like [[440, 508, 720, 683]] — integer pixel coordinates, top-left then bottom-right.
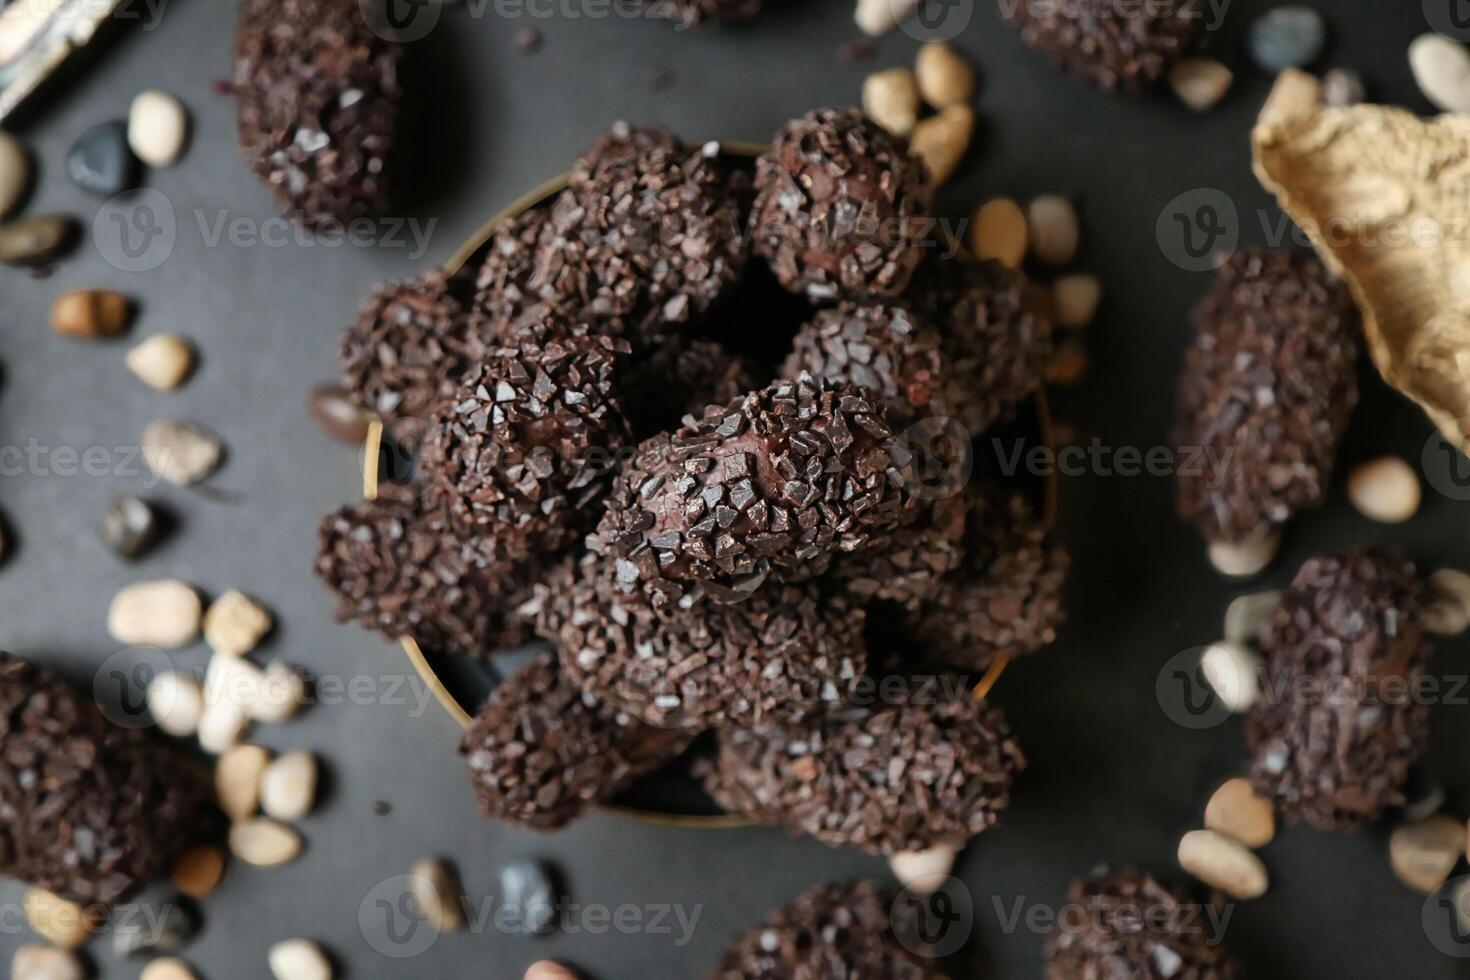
[[2, 0, 1469, 977]]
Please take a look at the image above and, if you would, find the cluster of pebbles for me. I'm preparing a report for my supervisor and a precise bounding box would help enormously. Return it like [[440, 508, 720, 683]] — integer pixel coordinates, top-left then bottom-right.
[[315, 108, 1069, 859]]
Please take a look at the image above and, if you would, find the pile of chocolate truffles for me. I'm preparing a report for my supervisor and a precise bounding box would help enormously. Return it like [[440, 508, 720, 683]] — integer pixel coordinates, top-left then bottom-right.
[[315, 108, 1069, 844]]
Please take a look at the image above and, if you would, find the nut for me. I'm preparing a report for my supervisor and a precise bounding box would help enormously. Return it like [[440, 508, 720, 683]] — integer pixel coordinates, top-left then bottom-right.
[[1051, 274, 1101, 330], [1346, 456, 1421, 524], [1026, 194, 1080, 266], [862, 68, 920, 137], [915, 42, 975, 108], [908, 104, 973, 187], [1177, 829, 1269, 899]]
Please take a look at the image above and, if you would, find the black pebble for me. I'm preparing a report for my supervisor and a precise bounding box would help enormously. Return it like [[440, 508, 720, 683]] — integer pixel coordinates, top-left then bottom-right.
[[498, 858, 558, 936], [112, 893, 198, 957], [103, 496, 161, 559], [66, 121, 139, 197]]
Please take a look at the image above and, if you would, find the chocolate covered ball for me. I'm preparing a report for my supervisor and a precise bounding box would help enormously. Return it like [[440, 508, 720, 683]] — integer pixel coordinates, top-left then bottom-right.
[[711, 880, 945, 980], [701, 690, 1024, 854], [1174, 249, 1360, 547], [459, 649, 692, 830], [635, 0, 764, 27], [1246, 550, 1431, 831], [314, 495, 536, 656], [0, 653, 216, 906], [750, 107, 931, 301], [1045, 871, 1243, 980], [829, 493, 967, 613], [627, 336, 761, 437], [1000, 0, 1204, 93], [594, 374, 917, 604]]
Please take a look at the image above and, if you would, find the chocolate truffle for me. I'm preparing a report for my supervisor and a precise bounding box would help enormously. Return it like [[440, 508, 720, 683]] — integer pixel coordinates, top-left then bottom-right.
[[711, 880, 944, 980], [234, 0, 400, 228], [701, 691, 1024, 854], [594, 374, 917, 604], [314, 495, 536, 656], [636, 0, 764, 27], [419, 332, 632, 560], [0, 653, 215, 906], [829, 493, 967, 613], [531, 557, 867, 730], [1246, 550, 1431, 831], [1174, 250, 1360, 547], [999, 0, 1204, 93], [1045, 870, 1243, 980], [339, 272, 477, 422], [459, 649, 692, 830], [627, 336, 761, 437], [750, 108, 932, 300], [915, 491, 1069, 671]]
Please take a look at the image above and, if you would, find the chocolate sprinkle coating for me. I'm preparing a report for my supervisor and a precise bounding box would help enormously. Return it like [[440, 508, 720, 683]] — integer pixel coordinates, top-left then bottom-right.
[[314, 495, 536, 656], [234, 0, 400, 228], [999, 0, 1204, 93], [1174, 250, 1360, 546], [459, 649, 692, 829], [829, 493, 967, 613], [531, 557, 868, 730], [915, 491, 1069, 671], [1045, 870, 1243, 980], [711, 880, 943, 980], [0, 653, 215, 906], [702, 692, 1025, 854], [751, 107, 932, 301], [636, 0, 764, 27], [1246, 550, 1431, 831], [594, 374, 917, 604], [627, 336, 761, 437]]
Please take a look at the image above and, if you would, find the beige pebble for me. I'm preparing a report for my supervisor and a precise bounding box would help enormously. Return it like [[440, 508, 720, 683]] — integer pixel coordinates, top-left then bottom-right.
[[1432, 568, 1470, 613], [127, 334, 195, 391], [0, 132, 30, 219], [262, 751, 318, 822], [1177, 829, 1268, 899], [1027, 195, 1079, 266], [141, 958, 198, 980], [230, 819, 303, 868], [1410, 33, 1470, 114], [216, 744, 271, 820], [12, 945, 84, 980], [51, 289, 130, 339], [1424, 597, 1470, 637], [23, 889, 98, 949], [128, 90, 189, 167], [862, 68, 919, 137], [1199, 642, 1262, 712], [142, 419, 223, 487], [1052, 274, 1101, 330], [1169, 57, 1234, 111], [172, 844, 227, 899], [1347, 456, 1420, 523], [854, 0, 920, 36], [268, 939, 332, 980], [205, 651, 265, 714], [1204, 778, 1275, 848], [205, 590, 273, 657], [1207, 534, 1280, 579], [1224, 590, 1282, 643], [970, 197, 1027, 268], [147, 670, 205, 737], [887, 841, 959, 895], [523, 963, 578, 980], [108, 579, 202, 648], [908, 104, 972, 187], [915, 42, 974, 108], [249, 662, 309, 723], [198, 697, 250, 754], [1389, 815, 1465, 894], [412, 858, 466, 933]]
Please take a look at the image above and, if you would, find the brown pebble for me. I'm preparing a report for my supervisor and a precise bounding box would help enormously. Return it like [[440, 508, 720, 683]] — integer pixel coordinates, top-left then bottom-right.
[[309, 384, 372, 444], [1389, 815, 1465, 894], [1204, 777, 1275, 848], [970, 197, 1027, 267], [515, 27, 541, 52], [172, 844, 227, 899], [1045, 341, 1088, 385], [51, 289, 130, 339]]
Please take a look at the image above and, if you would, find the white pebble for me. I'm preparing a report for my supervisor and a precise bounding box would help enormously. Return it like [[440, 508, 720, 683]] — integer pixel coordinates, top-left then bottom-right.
[[0, 131, 30, 219], [142, 419, 223, 486], [204, 590, 273, 657], [1200, 642, 1262, 712], [1051, 274, 1101, 330], [198, 697, 250, 754], [128, 90, 189, 167], [854, 0, 920, 36], [1347, 456, 1420, 524], [1207, 534, 1280, 579], [1026, 194, 1080, 267], [205, 650, 265, 710], [141, 958, 199, 980], [261, 751, 318, 822], [216, 744, 271, 820], [230, 819, 303, 868], [1223, 591, 1282, 643], [108, 579, 202, 648], [147, 670, 205, 737], [249, 662, 309, 723], [1411, 34, 1470, 114], [888, 842, 959, 894], [12, 946, 84, 980], [268, 939, 332, 980], [1169, 57, 1234, 112], [1177, 829, 1269, 899], [127, 334, 195, 391]]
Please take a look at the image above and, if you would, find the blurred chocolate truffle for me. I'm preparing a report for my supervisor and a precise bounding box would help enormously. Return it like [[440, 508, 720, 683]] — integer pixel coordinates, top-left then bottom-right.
[[459, 649, 692, 829], [1174, 249, 1359, 548], [635, 0, 763, 27], [0, 653, 216, 906], [234, 0, 400, 228], [1246, 550, 1431, 830], [627, 336, 761, 437], [999, 0, 1204, 93], [829, 493, 967, 613], [1045, 870, 1242, 980], [750, 108, 931, 300]]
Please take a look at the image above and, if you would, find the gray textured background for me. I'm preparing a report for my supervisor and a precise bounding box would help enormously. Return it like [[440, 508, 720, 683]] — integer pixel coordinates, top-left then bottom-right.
[[2, 0, 1469, 976]]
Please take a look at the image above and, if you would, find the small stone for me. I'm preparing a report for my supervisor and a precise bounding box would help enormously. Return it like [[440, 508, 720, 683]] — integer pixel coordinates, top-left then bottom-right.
[[142, 419, 223, 486], [308, 385, 371, 444], [24, 889, 98, 949], [1204, 778, 1276, 848], [1199, 642, 1262, 712], [1248, 7, 1327, 73], [887, 842, 959, 894], [907, 104, 972, 187], [103, 495, 163, 559], [411, 858, 466, 933], [1389, 815, 1464, 894], [113, 896, 197, 957], [128, 334, 195, 390], [141, 958, 200, 980], [970, 197, 1027, 268], [1027, 195, 1080, 267], [249, 662, 308, 723], [498, 858, 557, 936], [1321, 67, 1366, 106], [0, 215, 77, 266], [1432, 568, 1470, 613], [108, 579, 202, 648], [1045, 340, 1088, 385], [268, 939, 332, 980], [198, 697, 250, 755], [204, 590, 273, 657], [1052, 274, 1101, 330], [1207, 534, 1280, 579], [66, 120, 138, 196], [862, 68, 920, 137], [216, 744, 270, 820], [1347, 456, 1420, 524], [514, 27, 541, 53], [854, 0, 920, 36], [1411, 34, 1470, 113], [1424, 596, 1470, 637], [204, 652, 264, 720], [0, 132, 31, 219], [372, 801, 392, 816], [1223, 590, 1282, 643], [51, 289, 131, 339], [1403, 766, 1447, 823], [12, 946, 84, 980], [1169, 57, 1234, 112], [230, 819, 303, 868], [172, 845, 227, 899], [915, 42, 975, 108], [128, 90, 190, 167], [147, 670, 205, 737], [1177, 829, 1269, 899], [523, 964, 577, 980], [261, 751, 318, 822]]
